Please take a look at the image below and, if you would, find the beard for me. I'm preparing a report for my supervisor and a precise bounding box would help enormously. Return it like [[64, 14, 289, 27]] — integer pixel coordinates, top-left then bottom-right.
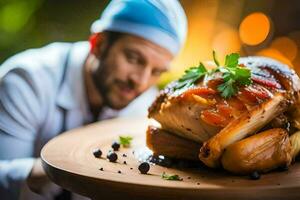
[[92, 60, 138, 110]]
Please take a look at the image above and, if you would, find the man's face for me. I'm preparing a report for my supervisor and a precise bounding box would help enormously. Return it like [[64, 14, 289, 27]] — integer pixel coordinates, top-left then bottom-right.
[[93, 34, 173, 110]]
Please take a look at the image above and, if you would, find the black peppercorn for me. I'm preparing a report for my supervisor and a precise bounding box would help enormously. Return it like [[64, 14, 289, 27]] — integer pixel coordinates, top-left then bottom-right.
[[118, 170, 122, 174], [123, 161, 127, 165], [138, 162, 150, 174], [159, 157, 173, 168], [93, 149, 102, 158], [99, 167, 104, 171], [249, 171, 261, 180], [149, 155, 158, 163], [111, 142, 120, 151], [107, 152, 118, 162]]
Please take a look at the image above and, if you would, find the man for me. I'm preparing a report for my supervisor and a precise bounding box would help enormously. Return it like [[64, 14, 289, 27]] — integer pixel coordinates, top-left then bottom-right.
[[0, 0, 187, 199]]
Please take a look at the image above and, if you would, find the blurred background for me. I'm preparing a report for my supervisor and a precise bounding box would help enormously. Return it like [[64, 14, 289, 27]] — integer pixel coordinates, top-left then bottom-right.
[[1, 0, 300, 88]]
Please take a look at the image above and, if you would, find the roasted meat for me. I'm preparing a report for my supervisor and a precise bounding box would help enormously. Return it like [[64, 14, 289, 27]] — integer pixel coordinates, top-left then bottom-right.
[[146, 126, 201, 160], [199, 92, 289, 168], [290, 131, 300, 160], [149, 57, 300, 142], [221, 128, 292, 175], [147, 56, 300, 174]]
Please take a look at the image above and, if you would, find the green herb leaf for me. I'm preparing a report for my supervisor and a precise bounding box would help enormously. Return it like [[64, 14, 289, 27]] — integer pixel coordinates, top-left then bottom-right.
[[175, 62, 207, 89], [119, 136, 133, 148], [235, 67, 252, 85], [225, 53, 240, 68], [213, 50, 220, 66], [217, 52, 251, 98], [161, 172, 182, 181], [217, 79, 238, 98], [217, 66, 229, 74], [174, 51, 252, 99]]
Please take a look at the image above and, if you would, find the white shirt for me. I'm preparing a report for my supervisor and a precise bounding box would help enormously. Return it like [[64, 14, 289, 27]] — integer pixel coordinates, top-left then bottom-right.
[[0, 42, 158, 200]]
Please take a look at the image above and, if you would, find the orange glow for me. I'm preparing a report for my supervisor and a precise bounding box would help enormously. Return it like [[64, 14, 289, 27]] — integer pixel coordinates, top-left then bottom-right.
[[239, 12, 271, 46], [158, 1, 220, 87], [271, 37, 298, 61], [288, 31, 300, 75], [256, 48, 293, 68], [212, 27, 241, 59]]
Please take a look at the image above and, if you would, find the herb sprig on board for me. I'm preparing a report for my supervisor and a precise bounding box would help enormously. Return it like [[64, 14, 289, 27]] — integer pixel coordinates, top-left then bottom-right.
[[161, 172, 182, 181], [119, 136, 133, 148], [174, 51, 252, 98]]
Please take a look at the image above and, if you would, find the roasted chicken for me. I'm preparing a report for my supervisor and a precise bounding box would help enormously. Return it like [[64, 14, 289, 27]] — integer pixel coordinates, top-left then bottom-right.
[[146, 125, 201, 160], [147, 56, 300, 175], [221, 128, 292, 174]]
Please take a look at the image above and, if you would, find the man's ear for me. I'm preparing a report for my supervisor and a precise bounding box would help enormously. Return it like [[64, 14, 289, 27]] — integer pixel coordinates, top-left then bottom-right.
[[89, 32, 108, 58]]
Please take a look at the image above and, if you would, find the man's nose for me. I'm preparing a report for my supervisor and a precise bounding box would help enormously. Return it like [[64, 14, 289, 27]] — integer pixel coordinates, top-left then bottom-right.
[[132, 67, 152, 92]]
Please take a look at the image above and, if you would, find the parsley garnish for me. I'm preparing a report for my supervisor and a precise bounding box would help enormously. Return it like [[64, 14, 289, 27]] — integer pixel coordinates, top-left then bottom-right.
[[119, 136, 133, 148], [175, 62, 207, 90], [161, 172, 182, 181], [214, 52, 252, 98], [174, 51, 252, 98]]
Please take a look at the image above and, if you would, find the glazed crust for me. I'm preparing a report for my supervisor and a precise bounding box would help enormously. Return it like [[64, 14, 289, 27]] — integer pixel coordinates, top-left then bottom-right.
[[148, 57, 300, 145], [146, 126, 201, 160], [148, 56, 300, 172], [199, 93, 290, 168], [221, 128, 292, 175]]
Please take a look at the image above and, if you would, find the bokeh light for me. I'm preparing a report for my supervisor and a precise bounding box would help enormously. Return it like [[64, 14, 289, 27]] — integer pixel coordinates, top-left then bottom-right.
[[1, 0, 300, 87], [271, 36, 298, 61], [239, 12, 271, 46], [212, 26, 241, 59], [289, 31, 300, 74], [256, 48, 293, 67]]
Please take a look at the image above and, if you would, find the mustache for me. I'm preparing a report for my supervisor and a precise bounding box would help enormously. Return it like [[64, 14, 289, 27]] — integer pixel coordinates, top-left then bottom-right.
[[115, 79, 136, 90]]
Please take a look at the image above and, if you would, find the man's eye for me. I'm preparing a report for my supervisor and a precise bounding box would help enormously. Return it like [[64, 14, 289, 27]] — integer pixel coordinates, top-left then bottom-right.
[[126, 53, 139, 64]]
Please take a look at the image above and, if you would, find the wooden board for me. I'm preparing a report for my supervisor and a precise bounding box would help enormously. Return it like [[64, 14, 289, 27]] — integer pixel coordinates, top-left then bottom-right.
[[41, 117, 300, 200]]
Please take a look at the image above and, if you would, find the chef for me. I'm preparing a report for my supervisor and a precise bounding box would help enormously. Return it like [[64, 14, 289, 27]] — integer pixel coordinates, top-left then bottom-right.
[[0, 0, 187, 199]]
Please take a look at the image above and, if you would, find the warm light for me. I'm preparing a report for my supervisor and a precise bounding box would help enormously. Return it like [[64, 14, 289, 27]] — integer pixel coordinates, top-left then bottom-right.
[[256, 48, 293, 68], [212, 27, 241, 59], [271, 37, 298, 61], [288, 31, 300, 75], [167, 0, 220, 77], [239, 12, 271, 46]]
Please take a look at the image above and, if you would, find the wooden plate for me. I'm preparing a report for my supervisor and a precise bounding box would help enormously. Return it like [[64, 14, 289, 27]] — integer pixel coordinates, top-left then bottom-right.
[[41, 117, 300, 200]]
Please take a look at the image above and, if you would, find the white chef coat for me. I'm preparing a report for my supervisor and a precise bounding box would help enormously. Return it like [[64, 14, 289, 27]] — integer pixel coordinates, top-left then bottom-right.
[[0, 41, 158, 200]]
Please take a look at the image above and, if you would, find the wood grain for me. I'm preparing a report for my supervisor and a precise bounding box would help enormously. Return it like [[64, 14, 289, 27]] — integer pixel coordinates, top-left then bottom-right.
[[41, 117, 300, 200]]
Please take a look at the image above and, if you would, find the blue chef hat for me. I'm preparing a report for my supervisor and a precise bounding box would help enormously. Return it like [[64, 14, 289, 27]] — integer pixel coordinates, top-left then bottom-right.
[[91, 0, 187, 55]]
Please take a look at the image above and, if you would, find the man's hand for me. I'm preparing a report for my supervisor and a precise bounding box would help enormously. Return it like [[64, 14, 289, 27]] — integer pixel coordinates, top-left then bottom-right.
[[26, 158, 51, 194]]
